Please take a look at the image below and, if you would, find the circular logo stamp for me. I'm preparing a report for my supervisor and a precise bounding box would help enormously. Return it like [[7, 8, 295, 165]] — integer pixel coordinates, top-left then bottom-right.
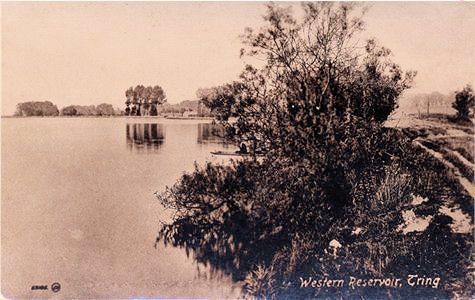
[[51, 282, 61, 293]]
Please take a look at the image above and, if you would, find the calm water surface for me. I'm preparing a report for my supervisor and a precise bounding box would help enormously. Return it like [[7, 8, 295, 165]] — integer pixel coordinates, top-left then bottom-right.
[[2, 117, 240, 298]]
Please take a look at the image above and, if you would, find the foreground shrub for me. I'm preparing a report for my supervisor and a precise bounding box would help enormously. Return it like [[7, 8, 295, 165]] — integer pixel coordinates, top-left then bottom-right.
[[156, 3, 472, 299], [157, 134, 473, 298]]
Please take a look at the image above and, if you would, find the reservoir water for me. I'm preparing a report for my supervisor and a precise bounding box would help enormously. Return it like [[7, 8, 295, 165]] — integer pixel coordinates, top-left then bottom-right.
[[1, 117, 241, 298]]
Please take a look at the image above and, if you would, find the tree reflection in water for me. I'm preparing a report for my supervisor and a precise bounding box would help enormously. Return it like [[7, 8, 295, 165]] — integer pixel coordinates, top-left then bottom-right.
[[126, 123, 165, 152], [156, 161, 287, 286], [197, 123, 231, 147]]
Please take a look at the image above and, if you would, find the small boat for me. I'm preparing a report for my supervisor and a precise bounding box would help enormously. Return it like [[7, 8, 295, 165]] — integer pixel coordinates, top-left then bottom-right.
[[210, 151, 264, 157], [211, 150, 251, 156]]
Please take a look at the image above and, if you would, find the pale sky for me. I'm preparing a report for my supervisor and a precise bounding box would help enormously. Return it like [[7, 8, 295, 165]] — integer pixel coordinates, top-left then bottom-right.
[[2, 1, 474, 115]]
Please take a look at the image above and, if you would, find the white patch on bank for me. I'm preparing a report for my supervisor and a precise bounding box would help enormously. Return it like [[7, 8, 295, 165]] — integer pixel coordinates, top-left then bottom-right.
[[439, 205, 472, 234], [411, 194, 428, 205], [398, 210, 433, 234]]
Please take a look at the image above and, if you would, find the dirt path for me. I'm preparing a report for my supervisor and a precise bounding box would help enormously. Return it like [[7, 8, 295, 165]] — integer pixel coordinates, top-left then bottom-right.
[[413, 137, 474, 197], [414, 140, 473, 234]]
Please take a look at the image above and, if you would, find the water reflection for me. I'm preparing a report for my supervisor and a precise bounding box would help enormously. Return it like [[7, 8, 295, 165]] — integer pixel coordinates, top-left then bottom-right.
[[197, 123, 230, 145], [126, 123, 165, 152], [2, 118, 241, 298]]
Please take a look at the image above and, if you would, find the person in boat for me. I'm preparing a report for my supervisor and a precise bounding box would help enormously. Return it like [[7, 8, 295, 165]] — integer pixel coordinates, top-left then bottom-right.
[[238, 143, 248, 154]]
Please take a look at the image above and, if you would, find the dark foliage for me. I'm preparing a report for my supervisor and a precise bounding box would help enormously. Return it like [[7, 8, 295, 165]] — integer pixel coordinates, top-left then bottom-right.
[[156, 3, 472, 299], [452, 85, 475, 122], [61, 105, 78, 116], [157, 140, 473, 298], [125, 85, 166, 116]]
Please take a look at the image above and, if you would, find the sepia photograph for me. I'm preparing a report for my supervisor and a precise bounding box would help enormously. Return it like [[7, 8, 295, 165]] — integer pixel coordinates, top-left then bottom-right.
[[1, 1, 474, 299]]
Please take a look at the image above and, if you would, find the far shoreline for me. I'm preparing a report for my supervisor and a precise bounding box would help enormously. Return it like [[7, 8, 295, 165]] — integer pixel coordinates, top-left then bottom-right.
[[1, 115, 215, 120]]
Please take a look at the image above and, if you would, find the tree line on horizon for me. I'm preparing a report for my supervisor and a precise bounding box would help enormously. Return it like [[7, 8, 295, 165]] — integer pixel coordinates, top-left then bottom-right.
[[12, 86, 473, 119], [401, 88, 474, 118], [159, 99, 215, 117], [61, 103, 122, 116], [13, 101, 123, 117]]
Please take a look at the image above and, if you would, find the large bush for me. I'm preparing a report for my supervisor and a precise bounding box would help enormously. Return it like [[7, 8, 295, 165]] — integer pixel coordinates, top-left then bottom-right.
[[157, 3, 472, 299]]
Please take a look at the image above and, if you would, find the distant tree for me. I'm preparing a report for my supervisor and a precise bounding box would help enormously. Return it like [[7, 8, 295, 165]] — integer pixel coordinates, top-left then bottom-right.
[[452, 85, 474, 122], [74, 105, 98, 116], [61, 105, 78, 116], [152, 85, 166, 104], [133, 85, 145, 116], [429, 91, 448, 106], [96, 103, 115, 116], [125, 87, 134, 116], [142, 86, 153, 116], [151, 85, 166, 116], [149, 105, 157, 116], [13, 102, 32, 116], [411, 92, 452, 117], [125, 84, 166, 116], [14, 101, 59, 116], [422, 92, 445, 116], [72, 105, 84, 116], [114, 107, 124, 116], [89, 105, 99, 116], [60, 104, 119, 116]]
